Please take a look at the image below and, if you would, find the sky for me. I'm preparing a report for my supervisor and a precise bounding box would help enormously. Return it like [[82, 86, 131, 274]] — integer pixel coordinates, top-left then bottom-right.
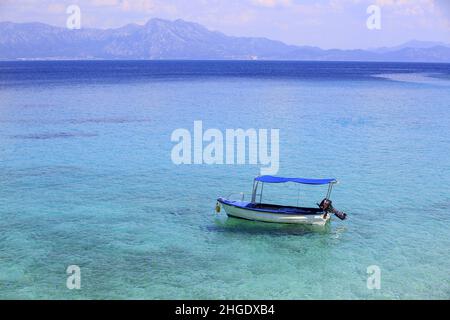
[[0, 0, 449, 49]]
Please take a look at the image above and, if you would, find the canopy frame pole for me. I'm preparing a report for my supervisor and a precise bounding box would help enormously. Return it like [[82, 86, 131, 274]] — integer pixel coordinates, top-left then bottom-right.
[[259, 183, 264, 203], [326, 182, 334, 199], [251, 180, 258, 203]]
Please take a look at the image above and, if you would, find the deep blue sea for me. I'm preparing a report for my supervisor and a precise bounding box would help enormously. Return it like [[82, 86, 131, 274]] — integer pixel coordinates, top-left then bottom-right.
[[0, 61, 449, 299]]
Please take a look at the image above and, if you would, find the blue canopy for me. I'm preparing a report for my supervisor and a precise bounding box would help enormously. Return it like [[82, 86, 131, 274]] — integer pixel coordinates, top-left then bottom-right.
[[255, 175, 336, 185]]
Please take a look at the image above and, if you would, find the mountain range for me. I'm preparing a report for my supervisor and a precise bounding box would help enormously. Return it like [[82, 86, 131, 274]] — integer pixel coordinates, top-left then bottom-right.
[[1, 18, 449, 62]]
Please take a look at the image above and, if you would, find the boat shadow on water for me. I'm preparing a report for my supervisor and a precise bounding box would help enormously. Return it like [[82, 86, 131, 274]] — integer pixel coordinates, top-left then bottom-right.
[[210, 215, 333, 236]]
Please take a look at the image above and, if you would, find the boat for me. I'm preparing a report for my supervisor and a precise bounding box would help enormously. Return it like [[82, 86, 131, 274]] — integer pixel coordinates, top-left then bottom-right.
[[216, 175, 346, 226]]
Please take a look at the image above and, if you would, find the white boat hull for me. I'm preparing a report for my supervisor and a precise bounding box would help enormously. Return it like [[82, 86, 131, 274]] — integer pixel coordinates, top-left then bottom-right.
[[221, 202, 330, 226]]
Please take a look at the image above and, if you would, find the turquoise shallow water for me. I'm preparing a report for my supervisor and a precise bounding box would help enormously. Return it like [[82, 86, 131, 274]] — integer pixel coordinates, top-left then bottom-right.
[[0, 61, 449, 299]]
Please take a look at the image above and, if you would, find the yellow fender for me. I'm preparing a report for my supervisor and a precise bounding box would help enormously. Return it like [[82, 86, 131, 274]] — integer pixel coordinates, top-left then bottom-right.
[[215, 202, 221, 213]]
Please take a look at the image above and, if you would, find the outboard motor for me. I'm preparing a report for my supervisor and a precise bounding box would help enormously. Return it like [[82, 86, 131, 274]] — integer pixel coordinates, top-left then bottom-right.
[[318, 198, 347, 220], [333, 209, 347, 220]]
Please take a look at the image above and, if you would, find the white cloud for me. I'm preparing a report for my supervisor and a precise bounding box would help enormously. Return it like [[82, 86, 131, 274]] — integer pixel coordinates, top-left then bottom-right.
[[91, 0, 120, 6], [120, 0, 155, 12], [47, 3, 66, 14], [250, 0, 292, 8]]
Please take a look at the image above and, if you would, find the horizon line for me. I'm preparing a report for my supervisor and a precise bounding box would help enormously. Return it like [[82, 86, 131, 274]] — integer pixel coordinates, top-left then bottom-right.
[[1, 59, 450, 65]]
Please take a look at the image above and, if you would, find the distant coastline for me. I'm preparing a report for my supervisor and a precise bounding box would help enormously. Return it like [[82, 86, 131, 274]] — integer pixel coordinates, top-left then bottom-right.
[[2, 59, 450, 65], [1, 19, 450, 63]]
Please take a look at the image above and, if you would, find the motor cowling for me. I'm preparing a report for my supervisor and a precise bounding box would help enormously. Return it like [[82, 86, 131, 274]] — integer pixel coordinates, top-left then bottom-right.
[[319, 198, 347, 220], [333, 210, 347, 220]]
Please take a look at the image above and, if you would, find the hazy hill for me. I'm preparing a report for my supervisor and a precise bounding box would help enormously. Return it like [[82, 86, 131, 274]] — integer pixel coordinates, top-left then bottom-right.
[[1, 19, 449, 62]]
